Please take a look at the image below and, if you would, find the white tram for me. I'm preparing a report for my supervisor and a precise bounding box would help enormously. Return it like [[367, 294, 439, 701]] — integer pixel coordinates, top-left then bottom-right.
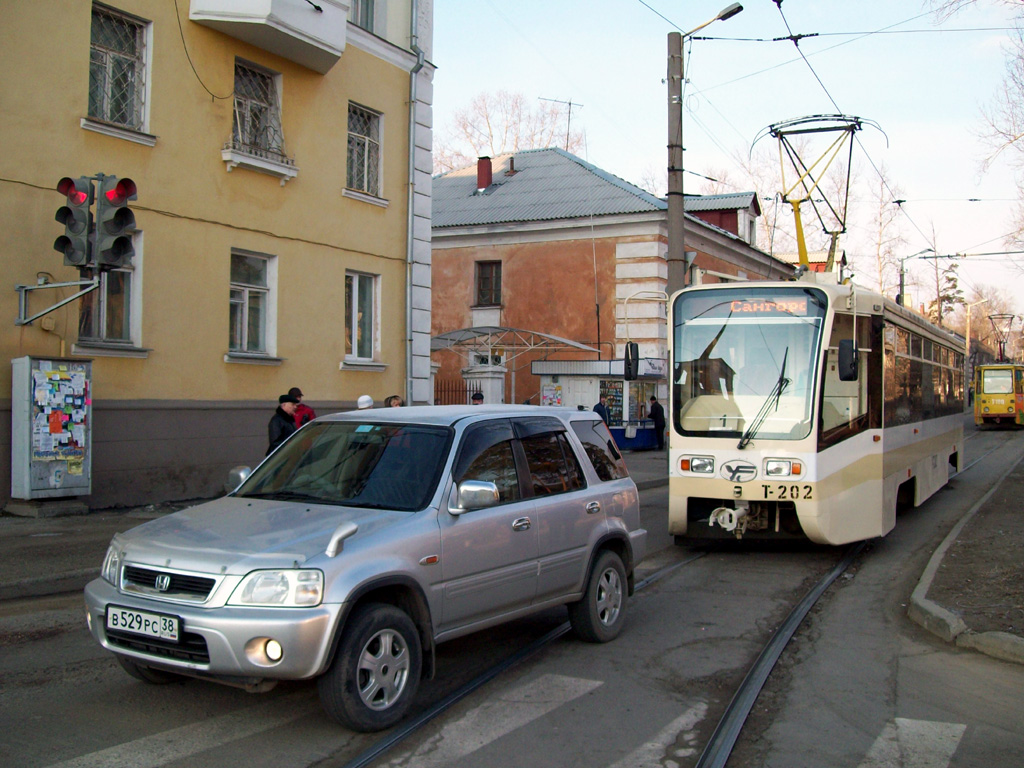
[[668, 273, 965, 545]]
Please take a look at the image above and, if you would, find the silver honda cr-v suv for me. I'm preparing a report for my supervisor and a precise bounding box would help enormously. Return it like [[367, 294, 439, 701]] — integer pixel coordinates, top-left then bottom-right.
[[84, 405, 646, 731]]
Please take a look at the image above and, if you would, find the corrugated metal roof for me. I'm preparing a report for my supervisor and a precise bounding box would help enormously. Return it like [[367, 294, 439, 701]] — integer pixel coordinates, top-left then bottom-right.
[[432, 148, 666, 228], [683, 192, 758, 212]]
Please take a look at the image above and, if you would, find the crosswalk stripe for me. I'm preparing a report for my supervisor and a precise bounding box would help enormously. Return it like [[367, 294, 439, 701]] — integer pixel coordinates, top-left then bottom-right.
[[43, 692, 319, 768], [858, 718, 967, 768], [607, 701, 708, 768], [386, 674, 602, 768]]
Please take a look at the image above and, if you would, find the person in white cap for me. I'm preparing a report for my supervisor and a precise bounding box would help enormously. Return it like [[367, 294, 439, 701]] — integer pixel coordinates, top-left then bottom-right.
[[357, 394, 374, 409]]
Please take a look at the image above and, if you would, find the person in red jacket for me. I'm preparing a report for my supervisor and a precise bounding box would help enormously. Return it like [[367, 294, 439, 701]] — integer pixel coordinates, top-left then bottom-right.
[[289, 387, 316, 428]]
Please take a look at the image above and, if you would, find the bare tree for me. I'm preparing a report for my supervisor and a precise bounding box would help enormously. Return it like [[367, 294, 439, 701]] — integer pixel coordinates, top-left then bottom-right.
[[930, 2, 1024, 251], [434, 90, 584, 175], [862, 164, 906, 296]]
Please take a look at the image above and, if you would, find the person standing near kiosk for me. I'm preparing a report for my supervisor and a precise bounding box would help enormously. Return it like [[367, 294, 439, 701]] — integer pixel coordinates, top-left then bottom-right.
[[649, 395, 665, 450]]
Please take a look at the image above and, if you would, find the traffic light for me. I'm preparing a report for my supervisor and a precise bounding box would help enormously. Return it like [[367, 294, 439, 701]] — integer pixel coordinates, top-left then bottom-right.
[[54, 176, 93, 267], [95, 176, 137, 268], [624, 341, 639, 381]]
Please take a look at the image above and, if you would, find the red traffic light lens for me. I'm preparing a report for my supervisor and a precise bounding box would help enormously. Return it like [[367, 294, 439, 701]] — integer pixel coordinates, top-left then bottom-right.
[[57, 177, 89, 205], [103, 178, 138, 206]]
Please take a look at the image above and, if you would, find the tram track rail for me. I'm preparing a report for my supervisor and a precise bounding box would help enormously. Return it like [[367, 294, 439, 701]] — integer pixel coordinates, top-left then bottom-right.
[[336, 540, 866, 768], [312, 427, 1014, 768], [334, 552, 710, 768]]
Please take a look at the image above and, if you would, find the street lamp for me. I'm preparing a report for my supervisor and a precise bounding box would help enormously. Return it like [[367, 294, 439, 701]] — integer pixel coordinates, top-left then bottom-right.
[[897, 247, 933, 308], [666, 3, 744, 297]]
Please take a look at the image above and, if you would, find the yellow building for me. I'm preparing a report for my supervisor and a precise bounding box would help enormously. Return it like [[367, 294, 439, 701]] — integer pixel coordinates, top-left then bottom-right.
[[0, 0, 435, 508]]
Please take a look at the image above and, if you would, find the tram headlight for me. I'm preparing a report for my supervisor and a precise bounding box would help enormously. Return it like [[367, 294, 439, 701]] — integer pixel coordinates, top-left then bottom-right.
[[765, 459, 802, 478], [681, 456, 714, 474]]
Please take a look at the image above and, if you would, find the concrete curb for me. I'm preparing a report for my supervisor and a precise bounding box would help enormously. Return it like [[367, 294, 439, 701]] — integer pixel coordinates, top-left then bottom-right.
[[908, 451, 1024, 664], [0, 568, 98, 602]]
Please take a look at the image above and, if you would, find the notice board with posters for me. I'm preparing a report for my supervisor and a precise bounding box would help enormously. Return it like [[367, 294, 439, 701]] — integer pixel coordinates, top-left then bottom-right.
[[11, 356, 92, 499]]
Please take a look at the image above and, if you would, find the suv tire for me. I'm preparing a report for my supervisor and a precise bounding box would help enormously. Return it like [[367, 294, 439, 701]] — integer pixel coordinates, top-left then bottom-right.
[[568, 550, 627, 643], [318, 603, 422, 732]]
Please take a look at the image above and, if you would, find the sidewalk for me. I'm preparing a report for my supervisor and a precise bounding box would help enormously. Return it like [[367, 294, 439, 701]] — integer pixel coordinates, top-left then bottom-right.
[[2, 446, 1020, 669]]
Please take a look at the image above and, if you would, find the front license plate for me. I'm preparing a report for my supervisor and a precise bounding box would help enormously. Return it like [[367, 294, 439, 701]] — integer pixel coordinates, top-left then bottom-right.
[[106, 605, 180, 642]]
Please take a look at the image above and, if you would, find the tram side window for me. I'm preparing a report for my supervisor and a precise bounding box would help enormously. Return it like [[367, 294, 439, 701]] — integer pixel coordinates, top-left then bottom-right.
[[819, 314, 873, 448]]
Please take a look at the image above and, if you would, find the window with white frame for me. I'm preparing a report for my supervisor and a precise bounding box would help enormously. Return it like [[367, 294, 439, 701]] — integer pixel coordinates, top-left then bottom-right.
[[231, 61, 289, 164], [229, 252, 272, 354], [347, 104, 382, 197], [89, 4, 147, 131], [349, 0, 374, 31], [79, 266, 133, 343], [345, 271, 377, 360]]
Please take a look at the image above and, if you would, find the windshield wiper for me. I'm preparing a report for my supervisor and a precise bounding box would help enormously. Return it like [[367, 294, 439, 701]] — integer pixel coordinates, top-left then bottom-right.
[[737, 348, 789, 449]]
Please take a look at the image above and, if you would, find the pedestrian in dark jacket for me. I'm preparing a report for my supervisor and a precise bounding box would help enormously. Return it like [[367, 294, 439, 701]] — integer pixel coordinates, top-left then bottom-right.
[[289, 386, 316, 427], [649, 395, 666, 450], [267, 394, 299, 455], [593, 394, 610, 424]]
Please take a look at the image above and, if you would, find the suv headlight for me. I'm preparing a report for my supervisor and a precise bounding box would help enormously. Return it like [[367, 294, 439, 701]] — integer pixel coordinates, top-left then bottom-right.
[[101, 537, 124, 587], [228, 570, 324, 607]]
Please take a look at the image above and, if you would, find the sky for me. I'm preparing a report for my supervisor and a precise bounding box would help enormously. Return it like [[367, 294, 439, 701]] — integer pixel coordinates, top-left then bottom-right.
[[431, 0, 1024, 318]]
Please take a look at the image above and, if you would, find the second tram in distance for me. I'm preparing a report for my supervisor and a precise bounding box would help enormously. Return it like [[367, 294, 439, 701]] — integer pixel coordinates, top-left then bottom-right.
[[668, 273, 965, 546], [973, 363, 1024, 427]]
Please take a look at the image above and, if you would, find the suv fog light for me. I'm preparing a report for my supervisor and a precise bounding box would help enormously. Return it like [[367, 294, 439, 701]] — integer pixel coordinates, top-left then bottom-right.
[[245, 637, 285, 666], [266, 639, 283, 662], [86, 610, 93, 631]]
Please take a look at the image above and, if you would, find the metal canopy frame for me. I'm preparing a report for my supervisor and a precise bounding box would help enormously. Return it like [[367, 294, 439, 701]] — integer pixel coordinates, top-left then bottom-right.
[[431, 326, 598, 367]]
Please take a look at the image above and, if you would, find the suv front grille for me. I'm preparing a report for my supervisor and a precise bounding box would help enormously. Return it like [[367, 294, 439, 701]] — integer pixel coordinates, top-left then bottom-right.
[[121, 565, 217, 603]]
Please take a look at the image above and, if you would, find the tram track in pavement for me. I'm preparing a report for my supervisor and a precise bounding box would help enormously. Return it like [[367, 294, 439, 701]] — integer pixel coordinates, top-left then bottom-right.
[[331, 552, 711, 768], [331, 544, 863, 768], [330, 428, 1012, 768]]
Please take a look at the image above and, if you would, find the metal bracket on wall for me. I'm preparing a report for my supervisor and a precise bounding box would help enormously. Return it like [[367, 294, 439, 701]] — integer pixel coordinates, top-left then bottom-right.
[[14, 277, 100, 326]]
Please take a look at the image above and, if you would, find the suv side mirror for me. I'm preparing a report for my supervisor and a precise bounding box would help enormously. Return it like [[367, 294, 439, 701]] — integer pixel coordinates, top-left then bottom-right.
[[225, 465, 251, 494], [838, 339, 858, 382], [452, 480, 500, 513]]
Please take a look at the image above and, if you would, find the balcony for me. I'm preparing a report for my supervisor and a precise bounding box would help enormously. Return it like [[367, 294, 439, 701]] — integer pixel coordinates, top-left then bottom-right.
[[190, 0, 350, 74]]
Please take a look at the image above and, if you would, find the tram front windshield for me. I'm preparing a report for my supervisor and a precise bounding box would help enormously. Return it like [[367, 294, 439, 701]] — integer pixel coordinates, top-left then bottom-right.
[[672, 286, 828, 441], [980, 368, 1013, 394]]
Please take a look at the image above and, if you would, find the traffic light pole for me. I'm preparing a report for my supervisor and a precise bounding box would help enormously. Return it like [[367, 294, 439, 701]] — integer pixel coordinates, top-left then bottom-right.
[[15, 276, 100, 326]]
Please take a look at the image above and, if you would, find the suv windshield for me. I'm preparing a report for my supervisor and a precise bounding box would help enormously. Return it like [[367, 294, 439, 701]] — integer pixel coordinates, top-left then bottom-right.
[[672, 286, 827, 440], [237, 421, 453, 511]]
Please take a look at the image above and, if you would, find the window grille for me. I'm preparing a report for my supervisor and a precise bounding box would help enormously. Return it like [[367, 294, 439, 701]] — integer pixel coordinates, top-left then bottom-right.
[[476, 261, 502, 306], [89, 5, 146, 130], [230, 253, 269, 354], [229, 62, 291, 165], [347, 104, 381, 196]]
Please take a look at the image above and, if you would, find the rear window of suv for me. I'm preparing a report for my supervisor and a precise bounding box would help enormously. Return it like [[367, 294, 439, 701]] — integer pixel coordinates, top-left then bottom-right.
[[570, 420, 629, 481]]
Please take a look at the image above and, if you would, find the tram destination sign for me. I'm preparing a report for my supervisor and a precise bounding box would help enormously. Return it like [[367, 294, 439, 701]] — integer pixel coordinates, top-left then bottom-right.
[[729, 297, 809, 316]]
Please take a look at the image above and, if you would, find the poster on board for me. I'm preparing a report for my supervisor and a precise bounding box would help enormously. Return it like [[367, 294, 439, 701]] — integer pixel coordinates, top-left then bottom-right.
[[11, 357, 92, 499]]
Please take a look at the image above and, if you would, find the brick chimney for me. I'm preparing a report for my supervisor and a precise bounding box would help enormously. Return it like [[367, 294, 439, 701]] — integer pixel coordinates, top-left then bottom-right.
[[477, 156, 492, 190]]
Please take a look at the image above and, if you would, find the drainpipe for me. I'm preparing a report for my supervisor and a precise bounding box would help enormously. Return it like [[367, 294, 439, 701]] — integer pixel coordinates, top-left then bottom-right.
[[406, 0, 425, 404]]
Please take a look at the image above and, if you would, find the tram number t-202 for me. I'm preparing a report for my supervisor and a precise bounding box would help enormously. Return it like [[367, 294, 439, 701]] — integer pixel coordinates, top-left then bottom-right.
[[762, 484, 813, 500]]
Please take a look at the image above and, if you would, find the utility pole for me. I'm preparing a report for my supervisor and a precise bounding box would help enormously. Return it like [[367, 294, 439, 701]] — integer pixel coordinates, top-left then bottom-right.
[[665, 4, 744, 298]]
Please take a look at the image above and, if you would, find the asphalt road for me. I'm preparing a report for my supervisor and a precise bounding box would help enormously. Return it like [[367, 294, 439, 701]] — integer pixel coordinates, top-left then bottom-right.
[[2, 433, 1022, 768]]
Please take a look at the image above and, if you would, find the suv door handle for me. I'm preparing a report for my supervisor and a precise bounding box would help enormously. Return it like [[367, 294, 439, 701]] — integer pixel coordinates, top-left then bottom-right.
[[512, 517, 532, 531], [586, 501, 601, 515]]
